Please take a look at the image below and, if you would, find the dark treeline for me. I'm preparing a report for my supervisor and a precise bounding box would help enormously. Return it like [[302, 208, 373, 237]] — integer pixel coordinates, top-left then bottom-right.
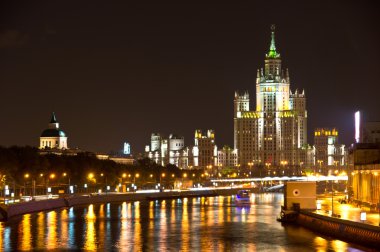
[[0, 146, 188, 187]]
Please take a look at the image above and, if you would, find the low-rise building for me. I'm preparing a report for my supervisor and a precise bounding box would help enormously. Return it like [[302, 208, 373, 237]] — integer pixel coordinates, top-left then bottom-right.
[[217, 145, 238, 168], [39, 112, 68, 150], [349, 143, 380, 207]]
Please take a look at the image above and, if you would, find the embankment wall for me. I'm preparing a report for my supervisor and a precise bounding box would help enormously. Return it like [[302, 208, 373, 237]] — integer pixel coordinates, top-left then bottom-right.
[[298, 211, 380, 248], [0, 188, 248, 221]]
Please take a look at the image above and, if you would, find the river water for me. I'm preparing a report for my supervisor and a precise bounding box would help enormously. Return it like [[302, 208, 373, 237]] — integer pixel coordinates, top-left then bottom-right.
[[0, 193, 372, 251]]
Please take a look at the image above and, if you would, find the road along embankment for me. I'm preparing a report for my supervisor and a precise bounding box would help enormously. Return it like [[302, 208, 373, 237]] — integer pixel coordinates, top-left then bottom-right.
[[0, 187, 253, 221], [297, 210, 380, 248]]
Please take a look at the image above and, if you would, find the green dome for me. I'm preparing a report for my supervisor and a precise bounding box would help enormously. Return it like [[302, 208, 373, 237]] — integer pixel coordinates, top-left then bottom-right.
[[40, 129, 66, 137]]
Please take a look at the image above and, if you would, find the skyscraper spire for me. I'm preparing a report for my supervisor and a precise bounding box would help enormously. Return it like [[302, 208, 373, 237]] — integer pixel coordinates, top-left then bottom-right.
[[267, 24, 279, 58]]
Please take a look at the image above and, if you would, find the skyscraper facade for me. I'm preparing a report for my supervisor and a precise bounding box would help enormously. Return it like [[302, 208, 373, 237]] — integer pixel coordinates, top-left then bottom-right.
[[313, 128, 345, 174], [234, 26, 307, 171]]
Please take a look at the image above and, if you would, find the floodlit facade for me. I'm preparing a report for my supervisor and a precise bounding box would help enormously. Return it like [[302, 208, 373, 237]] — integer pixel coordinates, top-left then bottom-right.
[[145, 130, 218, 170], [192, 130, 218, 170], [123, 142, 131, 155], [349, 112, 380, 206], [217, 145, 238, 168], [39, 112, 68, 150], [234, 26, 307, 171], [349, 143, 380, 206], [146, 133, 185, 167], [313, 128, 345, 174]]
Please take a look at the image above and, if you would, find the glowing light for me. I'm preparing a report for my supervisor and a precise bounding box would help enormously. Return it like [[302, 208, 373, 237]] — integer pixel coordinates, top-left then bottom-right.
[[360, 211, 367, 221], [355, 111, 361, 143]]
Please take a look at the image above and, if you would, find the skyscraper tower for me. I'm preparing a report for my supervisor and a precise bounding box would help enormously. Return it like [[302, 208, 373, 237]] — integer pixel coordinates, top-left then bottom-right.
[[234, 26, 307, 171]]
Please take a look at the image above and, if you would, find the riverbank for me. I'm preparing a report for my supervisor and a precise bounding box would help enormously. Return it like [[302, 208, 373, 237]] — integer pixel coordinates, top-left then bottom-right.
[[0, 187, 253, 221], [296, 210, 380, 248]]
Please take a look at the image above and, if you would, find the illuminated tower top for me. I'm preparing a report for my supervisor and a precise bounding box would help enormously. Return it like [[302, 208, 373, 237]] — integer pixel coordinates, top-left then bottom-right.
[[48, 112, 59, 129], [266, 24, 280, 59]]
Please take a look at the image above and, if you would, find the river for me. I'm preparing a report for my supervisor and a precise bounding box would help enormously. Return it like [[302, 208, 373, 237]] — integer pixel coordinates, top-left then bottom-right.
[[0, 193, 371, 251]]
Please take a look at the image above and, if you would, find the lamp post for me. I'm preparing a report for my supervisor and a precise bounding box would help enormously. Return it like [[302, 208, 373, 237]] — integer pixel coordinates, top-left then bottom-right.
[[160, 173, 165, 190], [265, 162, 271, 176], [317, 160, 323, 174], [24, 173, 29, 196], [47, 173, 56, 194], [248, 162, 253, 177], [182, 173, 187, 189], [299, 162, 304, 176], [280, 161, 288, 176], [134, 173, 139, 191], [217, 163, 222, 177]]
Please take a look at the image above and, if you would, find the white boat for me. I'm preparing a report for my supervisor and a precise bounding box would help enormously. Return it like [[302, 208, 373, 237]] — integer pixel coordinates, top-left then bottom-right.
[[235, 190, 250, 204]]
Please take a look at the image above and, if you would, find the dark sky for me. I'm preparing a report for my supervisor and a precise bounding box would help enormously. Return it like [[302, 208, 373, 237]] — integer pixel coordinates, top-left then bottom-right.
[[1, 1, 379, 153]]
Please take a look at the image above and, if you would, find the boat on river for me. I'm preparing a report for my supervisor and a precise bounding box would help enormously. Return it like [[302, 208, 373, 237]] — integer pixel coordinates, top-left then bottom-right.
[[235, 190, 251, 205]]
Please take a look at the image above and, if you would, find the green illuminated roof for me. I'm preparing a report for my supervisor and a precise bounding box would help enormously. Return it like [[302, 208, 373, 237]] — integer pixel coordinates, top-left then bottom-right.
[[267, 25, 280, 59]]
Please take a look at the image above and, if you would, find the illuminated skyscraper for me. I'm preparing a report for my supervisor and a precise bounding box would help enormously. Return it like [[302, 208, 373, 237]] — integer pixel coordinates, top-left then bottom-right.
[[234, 26, 307, 171]]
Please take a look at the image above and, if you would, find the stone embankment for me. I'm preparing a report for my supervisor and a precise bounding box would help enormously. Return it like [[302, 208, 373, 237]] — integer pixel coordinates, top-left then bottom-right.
[[297, 211, 380, 248], [0, 188, 248, 221]]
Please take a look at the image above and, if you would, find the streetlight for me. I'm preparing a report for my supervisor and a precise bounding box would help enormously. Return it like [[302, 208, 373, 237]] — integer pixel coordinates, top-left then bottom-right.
[[265, 162, 271, 176], [248, 162, 253, 177], [47, 173, 55, 194], [87, 173, 94, 180], [299, 162, 304, 176], [134, 173, 140, 188], [24, 173, 30, 196], [160, 173, 165, 190], [280, 160, 288, 176], [317, 160, 323, 174]]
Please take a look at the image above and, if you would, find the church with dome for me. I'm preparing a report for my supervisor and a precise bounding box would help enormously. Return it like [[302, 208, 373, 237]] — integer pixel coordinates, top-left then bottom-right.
[[39, 112, 68, 149]]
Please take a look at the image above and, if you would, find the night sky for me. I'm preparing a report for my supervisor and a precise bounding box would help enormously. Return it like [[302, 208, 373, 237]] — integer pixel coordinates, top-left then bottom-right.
[[1, 1, 379, 154]]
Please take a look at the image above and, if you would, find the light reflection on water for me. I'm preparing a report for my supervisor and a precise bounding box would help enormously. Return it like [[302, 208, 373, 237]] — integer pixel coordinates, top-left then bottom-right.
[[0, 193, 370, 251]]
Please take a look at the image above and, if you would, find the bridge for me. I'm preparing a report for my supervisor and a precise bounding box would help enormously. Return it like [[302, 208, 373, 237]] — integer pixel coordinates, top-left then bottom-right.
[[210, 175, 348, 183]]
